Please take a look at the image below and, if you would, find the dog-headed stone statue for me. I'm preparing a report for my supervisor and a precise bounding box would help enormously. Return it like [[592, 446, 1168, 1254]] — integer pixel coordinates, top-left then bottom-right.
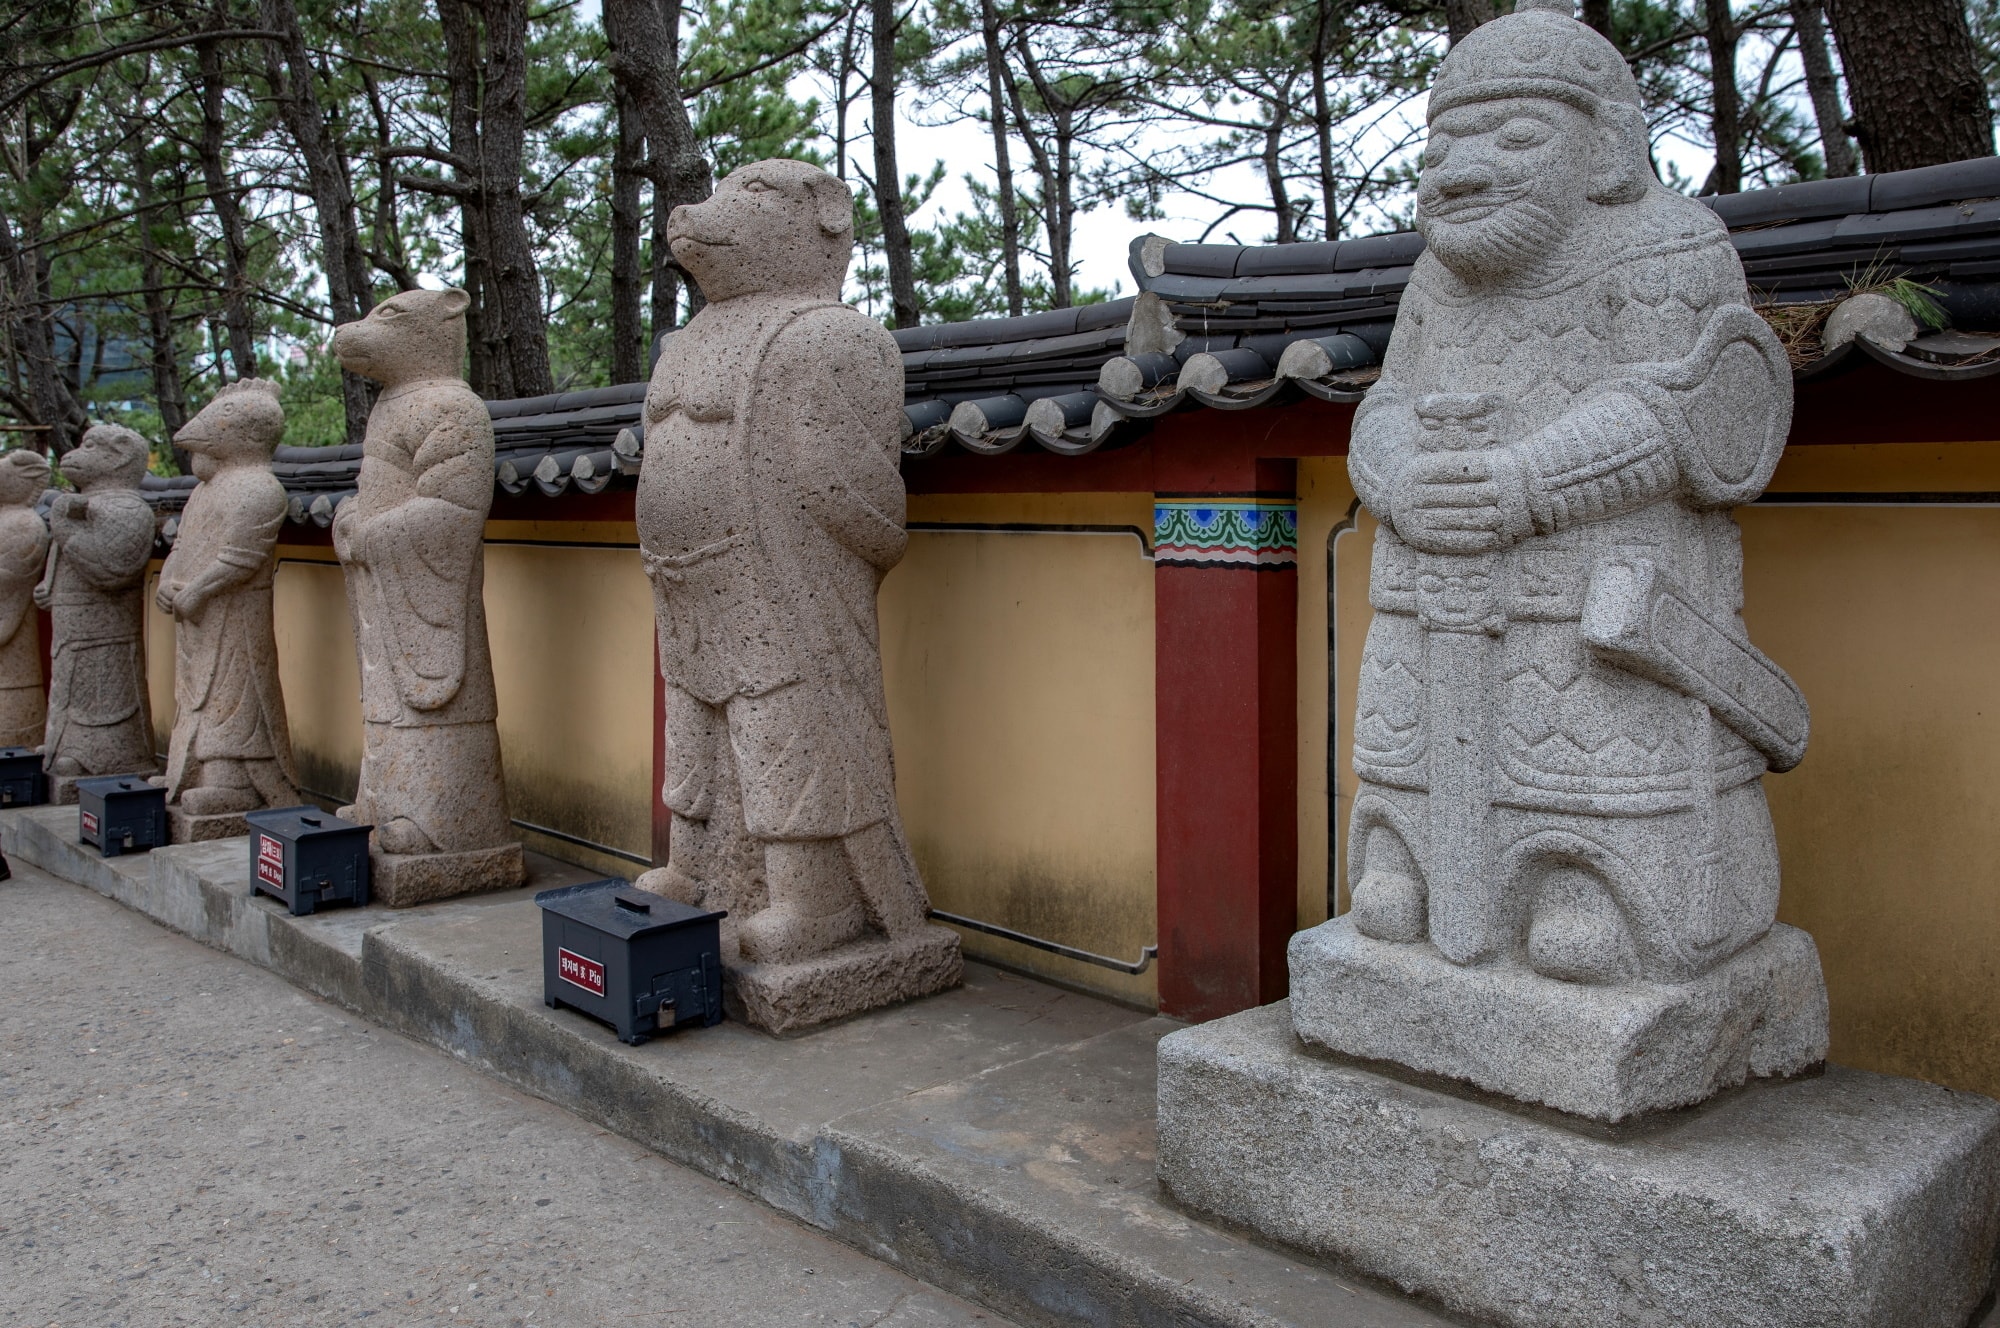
[[636, 157, 961, 1033]]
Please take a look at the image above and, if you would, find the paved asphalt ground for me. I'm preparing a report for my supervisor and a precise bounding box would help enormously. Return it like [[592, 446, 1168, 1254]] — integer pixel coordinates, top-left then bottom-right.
[[0, 861, 1012, 1328]]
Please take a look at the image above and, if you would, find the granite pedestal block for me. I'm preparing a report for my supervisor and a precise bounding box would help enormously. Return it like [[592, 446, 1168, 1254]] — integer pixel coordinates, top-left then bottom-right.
[[725, 924, 963, 1035], [1290, 918, 1830, 1122], [371, 842, 525, 907], [1157, 1002, 2000, 1328], [167, 807, 250, 844]]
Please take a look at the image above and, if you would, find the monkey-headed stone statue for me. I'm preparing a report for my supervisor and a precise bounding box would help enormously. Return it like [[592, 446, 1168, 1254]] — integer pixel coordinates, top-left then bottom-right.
[[635, 158, 960, 1033], [39, 424, 159, 798], [330, 288, 523, 904], [154, 379, 300, 839], [0, 450, 50, 749], [1281, 0, 1829, 1123]]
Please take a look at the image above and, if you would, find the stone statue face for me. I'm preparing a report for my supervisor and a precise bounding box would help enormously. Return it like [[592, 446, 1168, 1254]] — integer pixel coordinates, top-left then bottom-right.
[[177, 381, 283, 481], [331, 288, 471, 386], [1416, 96, 1597, 286], [0, 451, 50, 507], [57, 425, 149, 492], [666, 159, 853, 303]]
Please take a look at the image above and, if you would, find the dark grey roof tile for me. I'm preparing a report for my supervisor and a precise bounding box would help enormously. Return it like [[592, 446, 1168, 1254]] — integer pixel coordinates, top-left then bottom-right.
[[1333, 232, 1424, 270], [1868, 156, 2000, 213], [1703, 175, 1872, 228], [1234, 241, 1342, 276]]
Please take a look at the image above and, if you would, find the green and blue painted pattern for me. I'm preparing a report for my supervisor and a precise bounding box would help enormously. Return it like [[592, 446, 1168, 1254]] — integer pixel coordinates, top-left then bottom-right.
[[1154, 499, 1298, 567]]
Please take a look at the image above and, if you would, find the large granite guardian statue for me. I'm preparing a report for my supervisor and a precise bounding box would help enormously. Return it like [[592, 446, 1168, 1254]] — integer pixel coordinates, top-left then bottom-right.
[[156, 378, 299, 837], [1340, 3, 1807, 997], [1291, 0, 1831, 1121], [331, 287, 523, 903], [1155, 9, 2000, 1324], [636, 158, 960, 1033], [39, 424, 159, 795], [0, 450, 51, 748]]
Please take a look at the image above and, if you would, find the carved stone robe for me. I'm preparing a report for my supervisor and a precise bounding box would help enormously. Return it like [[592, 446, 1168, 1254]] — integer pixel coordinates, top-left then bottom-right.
[[160, 465, 296, 798], [0, 503, 48, 747], [44, 488, 157, 775]]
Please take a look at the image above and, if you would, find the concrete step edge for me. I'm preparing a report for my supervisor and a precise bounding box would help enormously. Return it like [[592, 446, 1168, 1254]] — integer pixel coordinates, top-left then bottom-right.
[[0, 807, 1402, 1328]]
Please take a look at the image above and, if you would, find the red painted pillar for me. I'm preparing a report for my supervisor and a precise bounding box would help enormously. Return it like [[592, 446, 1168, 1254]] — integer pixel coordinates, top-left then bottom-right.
[[1153, 454, 1298, 1022]]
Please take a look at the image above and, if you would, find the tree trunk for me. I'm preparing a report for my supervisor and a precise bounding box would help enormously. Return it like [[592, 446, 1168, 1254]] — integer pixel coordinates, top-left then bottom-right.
[[131, 145, 189, 445], [1580, 0, 1611, 37], [611, 85, 647, 383], [360, 71, 421, 293], [1311, 0, 1338, 238], [0, 206, 85, 454], [1263, 113, 1295, 243], [1824, 0, 1995, 173], [197, 36, 258, 378], [980, 0, 1023, 317], [476, 0, 555, 397], [871, 0, 920, 328], [602, 0, 713, 316], [1444, 0, 1498, 45], [259, 0, 373, 443], [1010, 36, 1072, 307], [1702, 0, 1742, 194], [1788, 0, 1856, 178], [436, 0, 501, 395], [834, 5, 860, 182]]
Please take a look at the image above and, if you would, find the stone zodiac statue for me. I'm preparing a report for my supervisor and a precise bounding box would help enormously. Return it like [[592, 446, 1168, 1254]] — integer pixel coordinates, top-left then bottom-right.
[[330, 287, 522, 903], [1279, 0, 1827, 1127], [39, 423, 159, 793], [636, 157, 960, 1031], [0, 450, 50, 748], [155, 378, 299, 833], [1339, 0, 1805, 990]]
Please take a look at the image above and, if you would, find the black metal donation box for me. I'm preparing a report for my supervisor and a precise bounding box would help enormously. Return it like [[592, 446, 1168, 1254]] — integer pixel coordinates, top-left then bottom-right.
[[535, 880, 725, 1044], [246, 806, 373, 916], [76, 776, 168, 857], [0, 747, 47, 807]]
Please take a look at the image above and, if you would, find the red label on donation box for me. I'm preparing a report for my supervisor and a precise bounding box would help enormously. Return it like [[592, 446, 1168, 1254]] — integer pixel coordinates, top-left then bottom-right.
[[257, 835, 286, 891], [81, 809, 97, 837], [557, 947, 606, 997]]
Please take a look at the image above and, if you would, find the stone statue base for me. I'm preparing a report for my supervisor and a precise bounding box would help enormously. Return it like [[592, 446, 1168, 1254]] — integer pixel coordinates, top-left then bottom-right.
[[1157, 1002, 2000, 1328], [724, 924, 963, 1036], [1290, 918, 1829, 1122], [167, 806, 252, 844], [370, 842, 525, 908]]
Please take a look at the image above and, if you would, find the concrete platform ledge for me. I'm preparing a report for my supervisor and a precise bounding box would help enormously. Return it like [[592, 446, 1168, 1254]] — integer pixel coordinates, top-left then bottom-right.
[[0, 804, 1452, 1328], [1158, 1001, 2000, 1328]]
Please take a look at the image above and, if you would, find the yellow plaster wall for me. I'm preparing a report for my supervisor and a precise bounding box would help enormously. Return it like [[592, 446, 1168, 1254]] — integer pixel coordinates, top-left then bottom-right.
[[1743, 440, 2000, 1095], [885, 492, 1159, 1005], [1318, 440, 2000, 1097], [1295, 457, 1358, 933], [231, 537, 654, 880], [481, 542, 653, 877], [272, 550, 362, 803]]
